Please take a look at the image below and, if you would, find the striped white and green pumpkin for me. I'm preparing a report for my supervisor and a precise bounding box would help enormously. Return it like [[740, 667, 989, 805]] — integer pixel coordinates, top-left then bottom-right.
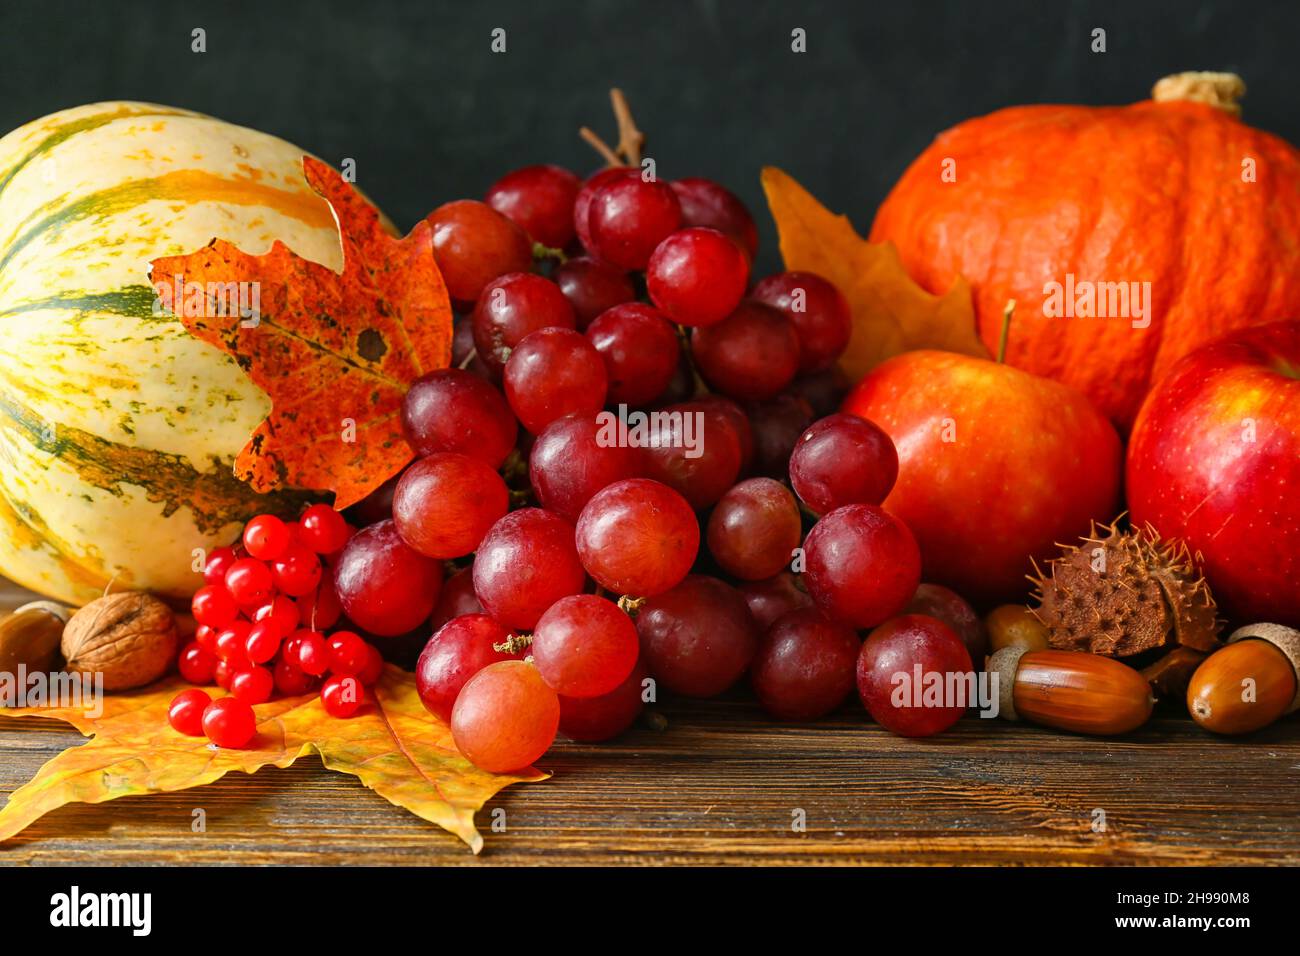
[[0, 102, 347, 606]]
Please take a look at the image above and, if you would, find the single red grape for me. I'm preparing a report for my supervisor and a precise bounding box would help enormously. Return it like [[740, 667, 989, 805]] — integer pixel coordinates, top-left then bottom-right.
[[646, 227, 749, 327], [229, 666, 274, 705], [485, 163, 581, 248], [586, 303, 681, 406], [804, 504, 921, 629], [202, 696, 257, 748], [532, 594, 639, 698], [750, 271, 852, 372], [575, 479, 699, 596], [472, 508, 586, 630], [553, 256, 636, 330], [429, 566, 485, 631], [641, 400, 743, 509], [503, 327, 608, 434], [242, 514, 290, 561], [321, 674, 367, 718], [787, 367, 851, 417], [451, 660, 560, 773], [904, 583, 988, 664], [586, 172, 681, 270], [857, 614, 973, 737], [402, 368, 517, 468], [529, 413, 644, 522], [573, 167, 633, 254], [471, 272, 575, 376], [178, 643, 218, 684], [745, 393, 815, 478], [415, 613, 520, 722], [693, 395, 755, 474], [740, 572, 815, 631], [168, 689, 211, 736], [333, 520, 443, 636], [636, 575, 758, 698], [670, 177, 758, 259], [706, 478, 802, 580], [752, 608, 860, 720], [426, 199, 532, 304], [789, 413, 899, 515], [392, 452, 508, 558], [691, 301, 800, 400], [559, 658, 648, 742], [297, 503, 351, 554]]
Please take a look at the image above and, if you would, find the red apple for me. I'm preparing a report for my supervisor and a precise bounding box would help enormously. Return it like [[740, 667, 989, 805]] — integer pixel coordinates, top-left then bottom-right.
[[842, 350, 1122, 604], [1128, 321, 1300, 627]]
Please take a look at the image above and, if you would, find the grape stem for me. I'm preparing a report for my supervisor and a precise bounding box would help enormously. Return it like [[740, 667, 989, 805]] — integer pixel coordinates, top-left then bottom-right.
[[493, 632, 533, 655], [579, 88, 645, 168], [457, 347, 478, 370], [532, 241, 567, 264], [617, 594, 647, 617]]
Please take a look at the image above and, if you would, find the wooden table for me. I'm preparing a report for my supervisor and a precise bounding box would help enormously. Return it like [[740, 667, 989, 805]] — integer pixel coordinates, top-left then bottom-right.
[[2, 584, 1297, 866]]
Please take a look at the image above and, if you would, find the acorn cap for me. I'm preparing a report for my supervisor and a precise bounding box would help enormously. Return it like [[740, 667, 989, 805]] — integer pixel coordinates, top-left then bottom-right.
[[988, 646, 1028, 722], [1228, 623, 1300, 714]]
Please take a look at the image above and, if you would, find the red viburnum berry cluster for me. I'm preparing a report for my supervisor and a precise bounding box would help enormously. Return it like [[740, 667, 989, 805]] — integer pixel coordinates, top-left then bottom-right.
[[174, 505, 383, 748]]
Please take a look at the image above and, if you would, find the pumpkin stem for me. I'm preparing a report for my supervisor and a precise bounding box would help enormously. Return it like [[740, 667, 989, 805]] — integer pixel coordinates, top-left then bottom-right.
[[997, 299, 1015, 364], [1152, 72, 1245, 117]]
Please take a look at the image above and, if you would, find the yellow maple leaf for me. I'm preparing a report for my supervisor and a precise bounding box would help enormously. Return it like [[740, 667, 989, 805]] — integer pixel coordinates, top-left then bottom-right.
[[761, 167, 988, 381], [0, 666, 544, 853]]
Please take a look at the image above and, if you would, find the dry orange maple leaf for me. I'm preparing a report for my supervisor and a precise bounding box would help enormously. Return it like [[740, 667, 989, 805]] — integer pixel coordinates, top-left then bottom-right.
[[151, 157, 453, 510], [761, 167, 987, 381], [0, 667, 544, 853]]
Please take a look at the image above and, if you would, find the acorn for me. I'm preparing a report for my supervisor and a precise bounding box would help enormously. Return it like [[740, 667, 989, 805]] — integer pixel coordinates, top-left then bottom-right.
[[989, 647, 1154, 736], [1186, 623, 1300, 735]]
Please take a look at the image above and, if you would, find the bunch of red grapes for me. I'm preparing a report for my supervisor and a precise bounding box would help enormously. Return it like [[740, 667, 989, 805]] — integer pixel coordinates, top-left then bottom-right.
[[174, 158, 985, 764]]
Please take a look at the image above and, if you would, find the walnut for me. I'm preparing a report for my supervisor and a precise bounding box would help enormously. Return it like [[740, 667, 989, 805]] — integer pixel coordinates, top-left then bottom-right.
[[61, 592, 178, 690]]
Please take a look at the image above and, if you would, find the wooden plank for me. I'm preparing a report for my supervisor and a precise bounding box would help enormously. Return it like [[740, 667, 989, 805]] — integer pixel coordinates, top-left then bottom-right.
[[2, 578, 1297, 865], [2, 699, 1298, 865]]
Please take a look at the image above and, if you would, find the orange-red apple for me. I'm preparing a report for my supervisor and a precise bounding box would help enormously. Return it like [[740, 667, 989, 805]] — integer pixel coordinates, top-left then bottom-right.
[[842, 350, 1122, 604], [1128, 321, 1300, 627]]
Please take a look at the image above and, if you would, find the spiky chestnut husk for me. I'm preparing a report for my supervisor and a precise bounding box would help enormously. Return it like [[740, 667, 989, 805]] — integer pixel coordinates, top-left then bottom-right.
[[1029, 519, 1221, 658]]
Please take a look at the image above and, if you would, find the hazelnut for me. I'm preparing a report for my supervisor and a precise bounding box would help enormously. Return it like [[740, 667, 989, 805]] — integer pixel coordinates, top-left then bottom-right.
[[61, 592, 179, 690]]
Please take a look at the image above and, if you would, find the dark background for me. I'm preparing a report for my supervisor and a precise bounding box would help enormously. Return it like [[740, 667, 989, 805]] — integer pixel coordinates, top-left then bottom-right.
[[3, 0, 1298, 272]]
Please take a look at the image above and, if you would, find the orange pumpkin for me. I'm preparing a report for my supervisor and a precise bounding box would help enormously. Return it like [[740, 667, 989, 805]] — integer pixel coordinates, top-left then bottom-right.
[[870, 72, 1300, 429]]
